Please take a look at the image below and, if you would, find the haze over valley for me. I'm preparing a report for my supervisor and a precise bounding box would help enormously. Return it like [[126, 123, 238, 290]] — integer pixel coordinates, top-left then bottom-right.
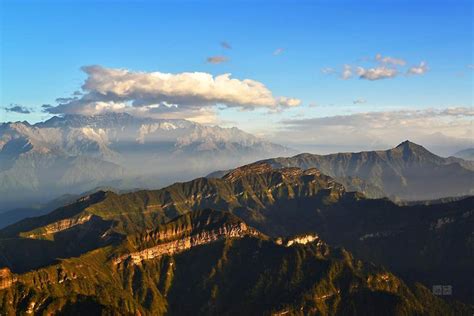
[[0, 112, 293, 212]]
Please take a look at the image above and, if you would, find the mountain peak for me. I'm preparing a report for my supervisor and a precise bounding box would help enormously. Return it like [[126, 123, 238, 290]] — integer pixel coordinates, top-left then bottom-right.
[[37, 112, 153, 128], [395, 140, 421, 149], [393, 140, 434, 157]]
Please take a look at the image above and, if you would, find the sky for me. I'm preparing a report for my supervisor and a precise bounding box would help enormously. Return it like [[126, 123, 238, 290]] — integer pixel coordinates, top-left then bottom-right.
[[0, 0, 472, 155]]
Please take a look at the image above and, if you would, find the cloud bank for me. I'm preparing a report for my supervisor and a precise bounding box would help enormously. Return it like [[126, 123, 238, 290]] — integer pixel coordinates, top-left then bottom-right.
[[45, 65, 301, 119], [274, 107, 473, 156]]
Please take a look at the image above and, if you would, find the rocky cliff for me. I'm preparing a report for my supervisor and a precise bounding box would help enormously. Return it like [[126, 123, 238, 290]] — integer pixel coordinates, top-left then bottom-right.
[[115, 219, 261, 265], [0, 268, 16, 290], [22, 213, 94, 239]]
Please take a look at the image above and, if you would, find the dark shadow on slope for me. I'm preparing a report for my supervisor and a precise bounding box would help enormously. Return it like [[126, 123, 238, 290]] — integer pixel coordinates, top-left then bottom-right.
[[0, 215, 122, 273]]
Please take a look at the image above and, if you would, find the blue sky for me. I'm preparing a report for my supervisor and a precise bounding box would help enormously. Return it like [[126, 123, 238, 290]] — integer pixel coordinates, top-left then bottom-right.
[[0, 0, 472, 153]]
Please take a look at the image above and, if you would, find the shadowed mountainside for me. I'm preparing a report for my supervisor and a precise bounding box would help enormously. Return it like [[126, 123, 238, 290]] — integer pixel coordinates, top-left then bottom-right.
[[0, 209, 471, 315]]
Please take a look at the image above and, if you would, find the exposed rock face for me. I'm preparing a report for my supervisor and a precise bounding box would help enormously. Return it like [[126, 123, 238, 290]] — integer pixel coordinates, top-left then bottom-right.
[[285, 234, 320, 246], [223, 163, 326, 183], [0, 268, 16, 289], [115, 221, 260, 265], [23, 214, 93, 238], [275, 233, 325, 247], [223, 163, 274, 182], [114, 217, 328, 267]]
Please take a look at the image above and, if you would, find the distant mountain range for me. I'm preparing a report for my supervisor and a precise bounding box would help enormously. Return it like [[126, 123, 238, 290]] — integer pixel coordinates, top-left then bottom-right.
[[0, 113, 294, 211], [0, 186, 126, 230], [257, 140, 474, 201], [454, 148, 474, 161], [2, 115, 473, 222], [208, 141, 474, 201], [1, 163, 472, 308]]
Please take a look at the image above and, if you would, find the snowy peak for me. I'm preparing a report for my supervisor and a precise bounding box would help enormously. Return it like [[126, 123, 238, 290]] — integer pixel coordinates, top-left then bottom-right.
[[3, 113, 290, 156], [37, 112, 149, 128], [36, 113, 196, 130], [0, 113, 295, 211], [30, 113, 276, 149]]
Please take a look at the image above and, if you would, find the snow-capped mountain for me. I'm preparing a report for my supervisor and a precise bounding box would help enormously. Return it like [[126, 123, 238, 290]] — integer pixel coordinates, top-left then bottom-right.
[[0, 113, 294, 211]]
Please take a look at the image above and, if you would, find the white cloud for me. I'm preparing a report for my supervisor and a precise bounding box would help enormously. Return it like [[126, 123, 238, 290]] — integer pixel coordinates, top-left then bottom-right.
[[45, 65, 301, 116], [277, 97, 301, 107], [75, 101, 129, 115], [357, 66, 398, 80], [206, 56, 229, 64], [375, 53, 406, 66], [143, 106, 219, 124], [341, 65, 352, 80], [321, 67, 336, 75], [407, 61, 429, 75], [353, 99, 367, 104], [273, 48, 285, 56]]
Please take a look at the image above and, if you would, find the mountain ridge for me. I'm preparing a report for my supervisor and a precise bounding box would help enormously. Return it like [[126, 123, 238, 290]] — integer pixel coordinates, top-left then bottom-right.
[[453, 148, 474, 161], [0, 208, 471, 315], [1, 162, 472, 303], [260, 140, 474, 200]]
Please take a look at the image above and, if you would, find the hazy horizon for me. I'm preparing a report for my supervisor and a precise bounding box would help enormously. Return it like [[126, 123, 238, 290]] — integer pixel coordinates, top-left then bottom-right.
[[2, 111, 471, 157]]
